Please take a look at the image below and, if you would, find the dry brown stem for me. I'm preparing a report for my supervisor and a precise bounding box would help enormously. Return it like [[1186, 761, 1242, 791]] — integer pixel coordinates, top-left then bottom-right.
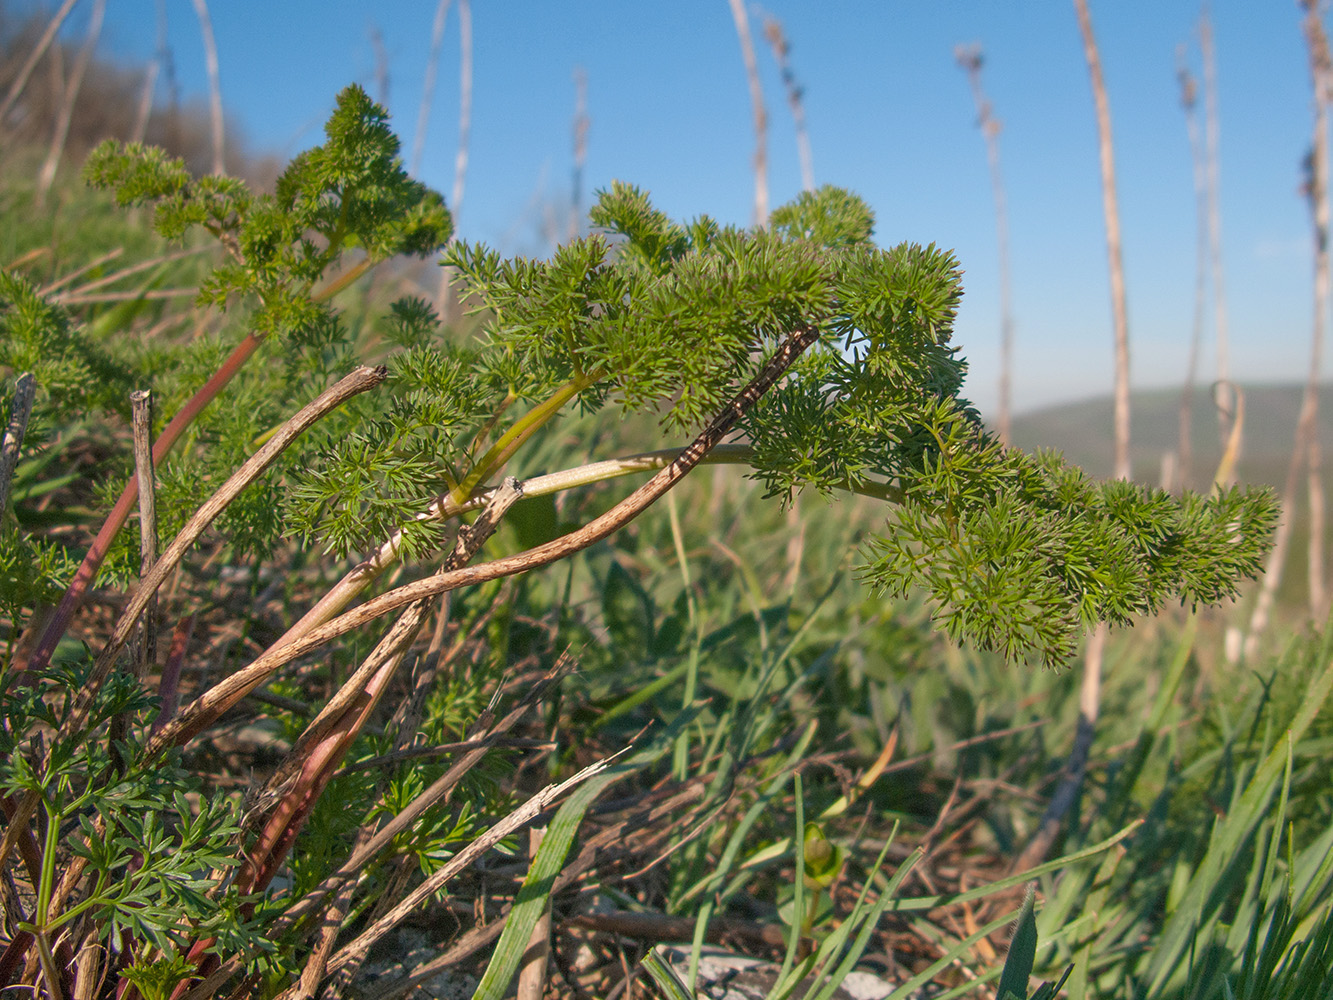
[[727, 0, 769, 226], [1176, 44, 1205, 492], [188, 0, 224, 175], [1075, 0, 1131, 483], [1247, 0, 1333, 653], [0, 366, 388, 873], [0, 372, 36, 516], [149, 327, 820, 757], [35, 0, 104, 208], [0, 0, 78, 127], [411, 0, 451, 178], [955, 43, 1015, 446]]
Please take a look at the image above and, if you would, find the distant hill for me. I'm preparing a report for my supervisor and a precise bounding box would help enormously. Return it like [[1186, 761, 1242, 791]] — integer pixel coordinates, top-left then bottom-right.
[[1008, 383, 1333, 491]]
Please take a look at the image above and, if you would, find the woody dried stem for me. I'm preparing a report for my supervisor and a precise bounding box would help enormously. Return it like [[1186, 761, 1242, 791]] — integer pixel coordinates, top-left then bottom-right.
[[146, 325, 820, 762], [35, 0, 104, 208], [956, 42, 1015, 447], [728, 0, 768, 227], [188, 0, 224, 175], [1017, 0, 1132, 871], [1248, 0, 1333, 656], [1176, 43, 1205, 493], [1201, 6, 1236, 470]]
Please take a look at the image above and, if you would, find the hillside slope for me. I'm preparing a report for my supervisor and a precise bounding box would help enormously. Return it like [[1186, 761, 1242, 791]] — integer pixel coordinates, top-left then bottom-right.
[[1009, 383, 1333, 490]]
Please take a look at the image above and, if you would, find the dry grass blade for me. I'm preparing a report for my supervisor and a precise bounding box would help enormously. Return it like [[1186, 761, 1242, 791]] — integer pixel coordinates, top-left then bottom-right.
[[321, 747, 632, 980]]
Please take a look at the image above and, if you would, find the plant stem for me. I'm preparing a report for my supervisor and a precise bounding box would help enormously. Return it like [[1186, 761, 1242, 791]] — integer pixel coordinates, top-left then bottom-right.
[[0, 372, 36, 517], [17, 331, 265, 682], [728, 0, 769, 226], [1075, 0, 1131, 482], [453, 371, 600, 502], [150, 325, 821, 755], [0, 367, 388, 875]]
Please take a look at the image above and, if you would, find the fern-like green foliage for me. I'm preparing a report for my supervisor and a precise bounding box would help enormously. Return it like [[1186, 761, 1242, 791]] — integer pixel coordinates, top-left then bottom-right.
[[433, 181, 1278, 665], [84, 84, 451, 342], [7, 84, 1277, 667]]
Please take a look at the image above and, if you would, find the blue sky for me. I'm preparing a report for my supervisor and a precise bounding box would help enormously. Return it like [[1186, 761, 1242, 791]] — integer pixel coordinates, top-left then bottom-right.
[[31, 1, 1330, 416]]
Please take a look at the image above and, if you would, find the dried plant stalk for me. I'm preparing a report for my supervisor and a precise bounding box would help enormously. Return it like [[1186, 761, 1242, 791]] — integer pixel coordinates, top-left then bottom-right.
[[411, 0, 451, 178], [130, 390, 158, 675], [1075, 0, 1131, 483], [727, 0, 768, 226], [0, 372, 36, 516], [148, 327, 820, 757], [569, 66, 589, 241], [0, 366, 388, 872], [761, 11, 814, 192], [0, 0, 79, 126], [1201, 8, 1236, 472], [956, 43, 1015, 446], [36, 0, 105, 207], [1248, 0, 1332, 653], [1176, 45, 1205, 493], [188, 0, 224, 174]]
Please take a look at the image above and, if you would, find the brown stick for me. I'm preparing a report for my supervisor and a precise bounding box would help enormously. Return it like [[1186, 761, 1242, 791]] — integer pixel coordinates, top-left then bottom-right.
[[0, 0, 79, 127], [130, 390, 159, 675], [728, 0, 769, 226], [1, 372, 36, 517], [1075, 0, 1131, 483], [324, 748, 629, 979], [0, 367, 387, 873], [19, 330, 265, 681], [35, 0, 105, 208], [188, 0, 224, 175], [956, 43, 1015, 446], [149, 326, 820, 757]]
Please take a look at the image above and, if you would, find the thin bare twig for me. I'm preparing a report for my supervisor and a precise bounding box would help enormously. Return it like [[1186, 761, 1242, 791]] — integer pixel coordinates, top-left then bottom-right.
[[1019, 0, 1130, 870], [569, 66, 589, 241], [451, 0, 472, 218], [728, 0, 769, 226], [36, 0, 105, 208], [130, 4, 164, 144], [1075, 0, 1131, 483], [516, 826, 551, 1000], [1, 373, 37, 517], [955, 43, 1015, 446], [760, 11, 814, 192], [1201, 6, 1236, 473], [1248, 1, 1333, 654], [149, 327, 822, 756], [368, 25, 390, 108], [1013, 624, 1103, 871], [323, 747, 630, 979], [1176, 43, 1205, 493], [189, 0, 225, 174], [130, 390, 158, 676], [0, 367, 388, 873], [411, 0, 451, 178], [437, 0, 472, 320], [0, 0, 79, 127]]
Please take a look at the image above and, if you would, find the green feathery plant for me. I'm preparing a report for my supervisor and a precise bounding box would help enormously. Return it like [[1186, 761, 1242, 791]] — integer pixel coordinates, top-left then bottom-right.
[[0, 82, 1279, 1000]]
